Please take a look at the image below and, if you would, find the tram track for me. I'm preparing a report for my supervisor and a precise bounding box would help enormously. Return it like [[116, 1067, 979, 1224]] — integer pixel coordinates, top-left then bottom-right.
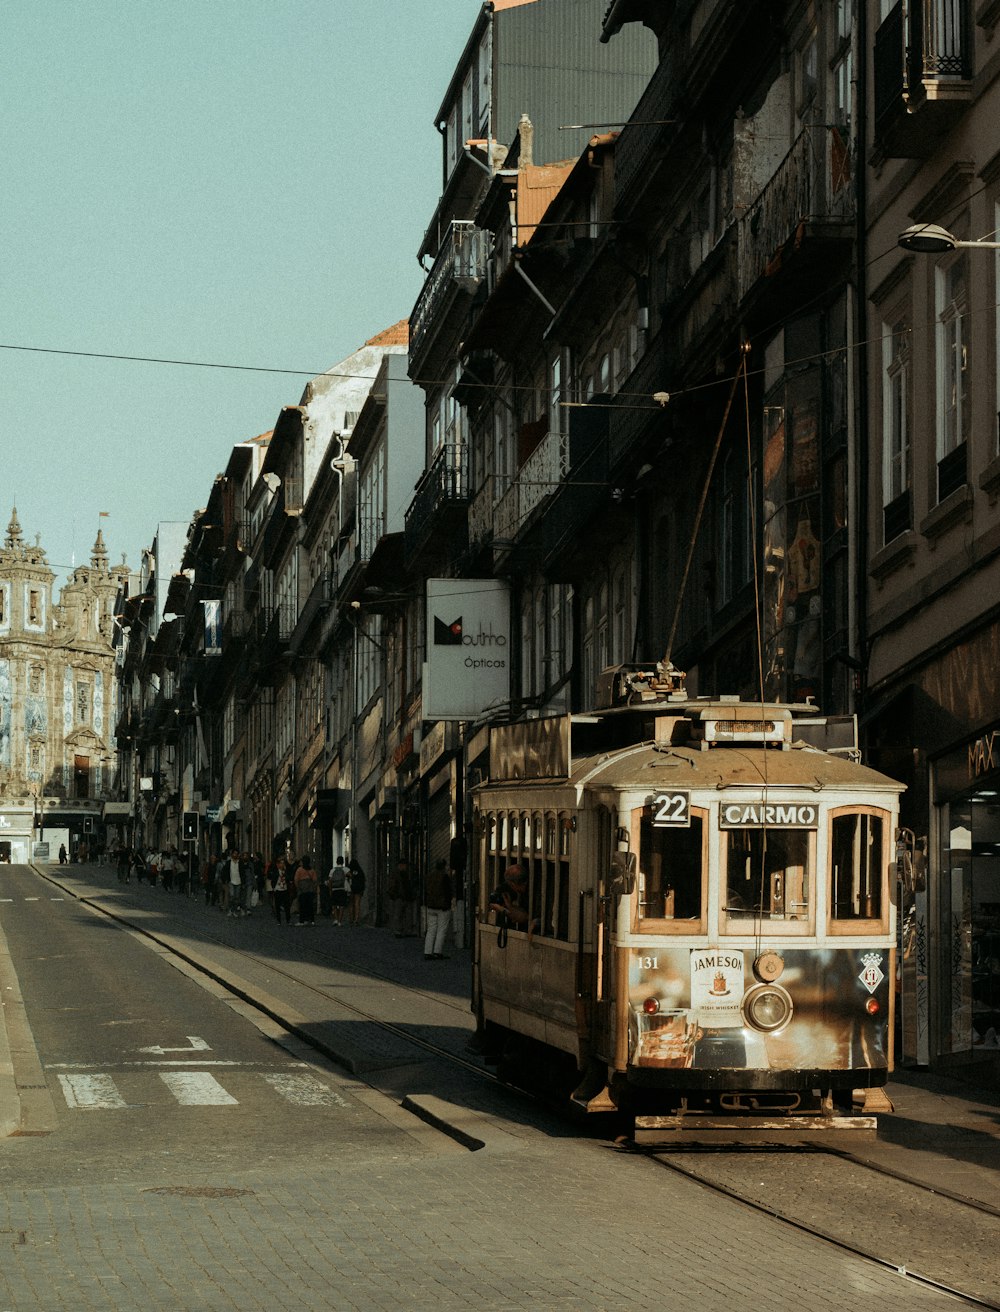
[[639, 1146, 1000, 1308]]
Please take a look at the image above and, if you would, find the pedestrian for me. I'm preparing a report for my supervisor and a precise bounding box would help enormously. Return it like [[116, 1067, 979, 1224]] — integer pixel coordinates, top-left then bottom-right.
[[294, 855, 318, 925], [423, 858, 453, 961], [270, 856, 292, 924], [388, 858, 414, 938], [328, 856, 350, 926], [202, 854, 217, 905], [224, 848, 243, 916], [58, 842, 67, 866], [347, 858, 366, 926], [318, 866, 333, 919]]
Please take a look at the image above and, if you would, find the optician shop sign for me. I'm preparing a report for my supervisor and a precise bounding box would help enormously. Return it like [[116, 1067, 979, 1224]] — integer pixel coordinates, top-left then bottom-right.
[[423, 578, 510, 721]]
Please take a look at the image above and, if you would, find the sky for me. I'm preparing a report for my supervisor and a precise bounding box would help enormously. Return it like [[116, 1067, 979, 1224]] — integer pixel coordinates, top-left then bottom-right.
[[2, 1, 475, 584]]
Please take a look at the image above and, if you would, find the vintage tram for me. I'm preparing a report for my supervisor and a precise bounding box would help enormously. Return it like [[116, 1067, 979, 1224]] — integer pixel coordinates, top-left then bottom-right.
[[472, 668, 904, 1136]]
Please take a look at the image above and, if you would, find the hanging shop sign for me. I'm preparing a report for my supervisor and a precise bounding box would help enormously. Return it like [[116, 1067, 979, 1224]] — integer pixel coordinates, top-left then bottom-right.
[[423, 579, 510, 721]]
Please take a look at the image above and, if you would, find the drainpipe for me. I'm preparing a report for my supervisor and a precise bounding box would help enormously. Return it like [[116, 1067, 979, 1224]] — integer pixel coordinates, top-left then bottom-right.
[[855, 0, 870, 740]]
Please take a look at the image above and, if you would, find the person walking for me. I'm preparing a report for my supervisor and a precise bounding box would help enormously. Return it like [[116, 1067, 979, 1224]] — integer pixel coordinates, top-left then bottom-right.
[[270, 856, 292, 924], [347, 858, 366, 926], [388, 858, 413, 938], [293, 855, 318, 925], [328, 857, 350, 926], [223, 848, 243, 916], [423, 858, 453, 961]]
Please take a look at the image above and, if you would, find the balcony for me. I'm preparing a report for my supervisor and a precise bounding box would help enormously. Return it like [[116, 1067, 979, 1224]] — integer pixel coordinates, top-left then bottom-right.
[[255, 603, 296, 683], [613, 59, 675, 208], [409, 221, 490, 371], [468, 475, 498, 551], [874, 0, 972, 157], [607, 333, 666, 472], [493, 430, 569, 550], [736, 124, 855, 304], [404, 443, 469, 563]]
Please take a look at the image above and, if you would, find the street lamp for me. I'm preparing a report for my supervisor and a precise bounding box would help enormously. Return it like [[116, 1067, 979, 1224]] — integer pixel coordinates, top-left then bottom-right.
[[897, 223, 1000, 253]]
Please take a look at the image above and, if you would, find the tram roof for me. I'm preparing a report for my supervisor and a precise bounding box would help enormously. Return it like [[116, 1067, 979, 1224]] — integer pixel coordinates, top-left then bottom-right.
[[572, 741, 905, 795]]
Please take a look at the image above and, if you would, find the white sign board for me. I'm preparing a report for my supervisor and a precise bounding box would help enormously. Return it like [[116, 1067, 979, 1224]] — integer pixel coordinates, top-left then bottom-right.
[[423, 579, 510, 721]]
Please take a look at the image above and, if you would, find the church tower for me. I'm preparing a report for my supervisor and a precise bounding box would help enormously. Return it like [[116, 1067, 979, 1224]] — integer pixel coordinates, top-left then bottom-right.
[[0, 510, 128, 862]]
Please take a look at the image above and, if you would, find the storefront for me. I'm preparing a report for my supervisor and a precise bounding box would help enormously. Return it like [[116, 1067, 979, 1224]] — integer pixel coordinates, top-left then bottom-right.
[[932, 724, 1000, 1066], [0, 806, 33, 863]]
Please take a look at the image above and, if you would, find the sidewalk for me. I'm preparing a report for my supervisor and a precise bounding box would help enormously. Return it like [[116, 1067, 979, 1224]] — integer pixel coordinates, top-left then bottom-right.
[[20, 860, 1000, 1205]]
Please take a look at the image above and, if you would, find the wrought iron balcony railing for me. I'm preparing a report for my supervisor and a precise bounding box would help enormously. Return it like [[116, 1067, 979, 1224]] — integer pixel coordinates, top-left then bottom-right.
[[409, 221, 490, 366], [736, 124, 854, 302], [404, 443, 469, 557]]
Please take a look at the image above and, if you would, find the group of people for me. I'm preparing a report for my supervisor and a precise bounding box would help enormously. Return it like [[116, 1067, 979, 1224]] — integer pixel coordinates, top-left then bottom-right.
[[114, 844, 191, 892], [107, 842, 471, 960]]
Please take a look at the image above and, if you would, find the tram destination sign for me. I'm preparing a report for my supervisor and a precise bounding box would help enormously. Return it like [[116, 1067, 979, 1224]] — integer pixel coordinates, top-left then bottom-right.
[[720, 802, 818, 828]]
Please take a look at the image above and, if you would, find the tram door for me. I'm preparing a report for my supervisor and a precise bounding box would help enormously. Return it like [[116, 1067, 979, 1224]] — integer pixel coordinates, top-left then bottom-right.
[[592, 810, 616, 1059]]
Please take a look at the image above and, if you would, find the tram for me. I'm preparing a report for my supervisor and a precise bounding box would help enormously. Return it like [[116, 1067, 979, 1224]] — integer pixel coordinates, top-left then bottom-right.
[[472, 666, 904, 1137]]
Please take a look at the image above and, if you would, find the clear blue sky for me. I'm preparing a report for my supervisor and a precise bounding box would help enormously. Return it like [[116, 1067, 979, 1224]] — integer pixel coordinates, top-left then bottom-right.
[[2, 1, 475, 582]]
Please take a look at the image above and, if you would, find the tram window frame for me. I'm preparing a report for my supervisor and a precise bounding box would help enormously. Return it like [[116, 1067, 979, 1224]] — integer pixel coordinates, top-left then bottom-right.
[[481, 806, 573, 942], [633, 805, 708, 933], [720, 824, 817, 936], [827, 806, 890, 934]]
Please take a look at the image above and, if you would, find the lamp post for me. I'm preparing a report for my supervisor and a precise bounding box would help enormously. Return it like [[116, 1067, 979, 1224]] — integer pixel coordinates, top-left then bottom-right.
[[897, 223, 1000, 253]]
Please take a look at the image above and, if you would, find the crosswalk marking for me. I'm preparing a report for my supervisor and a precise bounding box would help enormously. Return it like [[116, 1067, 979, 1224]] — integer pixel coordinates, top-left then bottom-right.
[[262, 1074, 348, 1107], [160, 1071, 238, 1106], [55, 1069, 349, 1111], [58, 1073, 129, 1110]]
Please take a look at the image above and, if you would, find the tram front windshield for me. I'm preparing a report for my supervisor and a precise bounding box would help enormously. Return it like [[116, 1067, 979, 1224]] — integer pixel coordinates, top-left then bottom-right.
[[724, 826, 812, 925]]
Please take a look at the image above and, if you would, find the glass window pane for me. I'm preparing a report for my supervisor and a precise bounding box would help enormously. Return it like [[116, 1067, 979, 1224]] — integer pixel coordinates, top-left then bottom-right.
[[638, 815, 703, 921], [724, 828, 812, 924], [831, 813, 884, 919]]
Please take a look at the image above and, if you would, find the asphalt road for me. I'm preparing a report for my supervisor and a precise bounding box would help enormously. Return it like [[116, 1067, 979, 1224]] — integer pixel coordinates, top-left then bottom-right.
[[0, 861, 987, 1311], [0, 862, 426, 1189]]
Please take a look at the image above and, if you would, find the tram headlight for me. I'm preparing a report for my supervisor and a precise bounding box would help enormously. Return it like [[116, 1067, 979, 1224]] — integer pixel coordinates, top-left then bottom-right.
[[642, 997, 660, 1015], [741, 982, 794, 1034]]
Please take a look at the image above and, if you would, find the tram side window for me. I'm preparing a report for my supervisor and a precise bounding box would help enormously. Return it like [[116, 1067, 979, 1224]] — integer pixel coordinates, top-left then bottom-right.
[[638, 815, 703, 920], [831, 812, 883, 920], [725, 828, 811, 922]]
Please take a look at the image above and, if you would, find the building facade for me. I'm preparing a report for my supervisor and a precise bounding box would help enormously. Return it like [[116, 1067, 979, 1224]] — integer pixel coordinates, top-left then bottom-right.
[[0, 509, 127, 861], [865, 0, 1000, 1074]]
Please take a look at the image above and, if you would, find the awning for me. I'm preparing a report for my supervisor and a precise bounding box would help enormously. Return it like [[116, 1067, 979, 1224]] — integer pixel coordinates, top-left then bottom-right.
[[309, 788, 350, 829], [102, 802, 133, 818]]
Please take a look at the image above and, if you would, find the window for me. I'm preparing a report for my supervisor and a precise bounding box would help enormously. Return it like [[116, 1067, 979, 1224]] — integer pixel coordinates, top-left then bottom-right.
[[798, 30, 818, 109], [548, 351, 564, 436], [722, 824, 815, 934], [359, 444, 385, 559], [830, 810, 886, 926], [882, 318, 911, 540], [74, 754, 90, 800], [636, 808, 706, 930], [481, 807, 571, 942], [936, 254, 969, 496]]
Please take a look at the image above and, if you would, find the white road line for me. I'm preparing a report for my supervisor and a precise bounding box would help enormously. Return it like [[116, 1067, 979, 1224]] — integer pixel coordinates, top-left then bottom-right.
[[160, 1071, 238, 1106], [24, 897, 40, 902], [58, 1073, 128, 1110], [262, 1074, 348, 1107]]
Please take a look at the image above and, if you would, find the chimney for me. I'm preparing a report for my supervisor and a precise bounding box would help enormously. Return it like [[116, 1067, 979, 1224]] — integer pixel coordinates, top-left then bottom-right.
[[518, 113, 533, 167]]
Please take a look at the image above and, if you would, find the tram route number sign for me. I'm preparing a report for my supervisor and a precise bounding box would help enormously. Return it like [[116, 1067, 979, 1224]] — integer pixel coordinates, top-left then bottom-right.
[[650, 791, 691, 827]]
